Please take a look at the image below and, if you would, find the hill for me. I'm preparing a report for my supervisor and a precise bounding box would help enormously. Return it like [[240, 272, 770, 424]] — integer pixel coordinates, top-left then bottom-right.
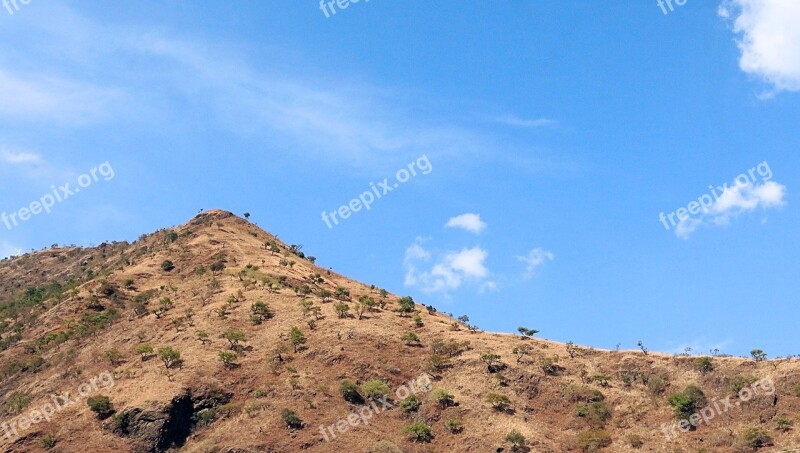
[[0, 210, 796, 452]]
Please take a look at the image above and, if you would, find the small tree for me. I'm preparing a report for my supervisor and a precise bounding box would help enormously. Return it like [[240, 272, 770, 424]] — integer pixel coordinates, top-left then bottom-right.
[[290, 326, 306, 353], [161, 260, 175, 272], [223, 330, 246, 350], [219, 351, 237, 369], [251, 301, 272, 322], [334, 302, 350, 318], [506, 430, 526, 451], [158, 347, 181, 369], [397, 296, 415, 316], [751, 349, 767, 362], [486, 393, 512, 412], [401, 332, 421, 346], [512, 345, 531, 363], [135, 345, 154, 361], [480, 353, 503, 372], [196, 331, 210, 344], [637, 340, 648, 355], [517, 327, 538, 337]]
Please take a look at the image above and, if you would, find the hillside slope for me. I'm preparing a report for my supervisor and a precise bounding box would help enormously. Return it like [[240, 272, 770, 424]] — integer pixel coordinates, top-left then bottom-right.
[[0, 210, 797, 453]]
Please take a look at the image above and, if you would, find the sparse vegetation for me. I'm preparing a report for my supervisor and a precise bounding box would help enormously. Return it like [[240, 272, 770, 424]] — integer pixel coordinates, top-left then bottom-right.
[[403, 422, 433, 442], [87, 395, 115, 419], [506, 429, 526, 451], [290, 326, 307, 352], [432, 389, 455, 408], [362, 379, 391, 401], [667, 386, 707, 427], [219, 350, 237, 368], [158, 346, 181, 369], [281, 408, 303, 429], [518, 326, 538, 337]]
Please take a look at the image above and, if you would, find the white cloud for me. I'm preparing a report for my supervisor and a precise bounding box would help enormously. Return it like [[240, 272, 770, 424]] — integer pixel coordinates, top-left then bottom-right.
[[0, 241, 23, 259], [0, 148, 43, 164], [404, 240, 490, 293], [517, 248, 555, 278], [445, 213, 487, 234], [495, 115, 556, 128], [0, 69, 122, 123], [719, 0, 800, 94], [676, 180, 786, 238]]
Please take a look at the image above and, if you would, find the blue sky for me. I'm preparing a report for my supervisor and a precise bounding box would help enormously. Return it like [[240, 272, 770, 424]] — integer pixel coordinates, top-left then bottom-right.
[[1, 0, 798, 357]]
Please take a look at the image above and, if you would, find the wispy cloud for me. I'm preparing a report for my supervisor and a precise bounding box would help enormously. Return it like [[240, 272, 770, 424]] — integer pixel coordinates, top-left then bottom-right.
[[495, 115, 556, 128], [0, 69, 122, 124], [0, 148, 43, 165], [0, 241, 23, 259], [676, 180, 786, 238], [719, 0, 800, 95], [516, 248, 555, 278], [445, 213, 487, 234]]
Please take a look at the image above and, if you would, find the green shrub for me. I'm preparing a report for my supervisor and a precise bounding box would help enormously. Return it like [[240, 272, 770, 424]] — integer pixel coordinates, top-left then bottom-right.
[[112, 411, 132, 434], [731, 376, 758, 394], [694, 357, 714, 374], [366, 440, 403, 453], [399, 394, 420, 412], [158, 346, 181, 369], [432, 389, 455, 408], [403, 422, 432, 442], [667, 386, 707, 425], [39, 434, 57, 449], [219, 351, 237, 368], [577, 429, 612, 451], [161, 260, 175, 272], [738, 427, 772, 449], [5, 391, 32, 415], [340, 380, 362, 403], [565, 385, 605, 403], [192, 408, 216, 426], [444, 418, 463, 433], [506, 429, 526, 450], [281, 408, 302, 429], [361, 379, 391, 401], [486, 393, 512, 411], [646, 376, 669, 395], [576, 401, 611, 427], [87, 395, 115, 419]]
